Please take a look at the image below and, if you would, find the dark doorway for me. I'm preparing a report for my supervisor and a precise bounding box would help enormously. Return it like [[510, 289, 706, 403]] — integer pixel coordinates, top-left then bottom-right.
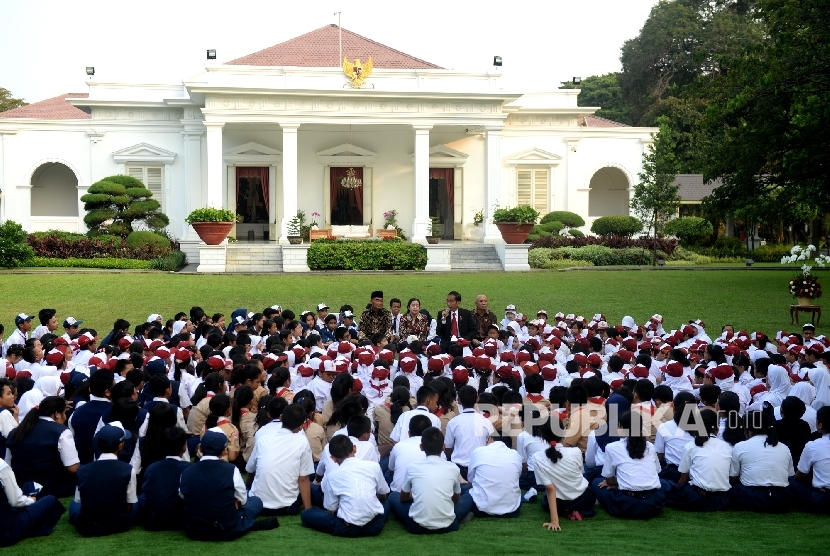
[[235, 167, 269, 223], [429, 168, 454, 239], [330, 167, 364, 225]]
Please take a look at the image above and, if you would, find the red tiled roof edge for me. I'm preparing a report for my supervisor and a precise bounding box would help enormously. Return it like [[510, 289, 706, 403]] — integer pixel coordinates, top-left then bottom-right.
[[0, 93, 90, 120]]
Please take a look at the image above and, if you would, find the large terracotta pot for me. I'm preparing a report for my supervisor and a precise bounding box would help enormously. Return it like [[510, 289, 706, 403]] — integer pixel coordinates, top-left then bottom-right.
[[495, 222, 534, 244], [191, 222, 234, 245]]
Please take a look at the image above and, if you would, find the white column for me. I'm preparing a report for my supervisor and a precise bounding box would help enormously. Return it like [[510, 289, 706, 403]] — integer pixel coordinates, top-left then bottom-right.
[[0, 132, 6, 225], [411, 124, 432, 244], [483, 126, 504, 243], [205, 122, 224, 208], [280, 123, 300, 243], [182, 131, 204, 239]]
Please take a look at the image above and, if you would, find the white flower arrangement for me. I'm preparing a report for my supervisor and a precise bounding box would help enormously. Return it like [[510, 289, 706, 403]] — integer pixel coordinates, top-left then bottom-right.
[[780, 244, 830, 276]]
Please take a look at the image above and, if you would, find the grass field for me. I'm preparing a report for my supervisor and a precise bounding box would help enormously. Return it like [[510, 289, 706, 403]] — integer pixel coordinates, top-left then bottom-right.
[[2, 268, 826, 554], [0, 269, 820, 337], [4, 496, 828, 556]]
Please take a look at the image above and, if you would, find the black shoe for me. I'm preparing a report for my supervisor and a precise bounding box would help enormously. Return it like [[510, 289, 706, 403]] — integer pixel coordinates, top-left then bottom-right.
[[251, 517, 280, 531]]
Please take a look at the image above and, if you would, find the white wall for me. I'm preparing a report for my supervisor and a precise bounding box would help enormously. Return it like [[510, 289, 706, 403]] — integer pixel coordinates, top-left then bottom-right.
[[31, 162, 78, 217]]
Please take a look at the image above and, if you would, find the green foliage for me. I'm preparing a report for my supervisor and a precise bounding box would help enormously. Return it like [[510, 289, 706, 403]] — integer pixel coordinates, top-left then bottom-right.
[[0, 87, 27, 113], [716, 235, 744, 251], [590, 215, 643, 237], [492, 205, 539, 224], [307, 239, 427, 271], [543, 258, 594, 269], [185, 207, 236, 223], [126, 231, 171, 250], [630, 119, 681, 242], [28, 257, 152, 269], [568, 228, 585, 237], [82, 175, 169, 237], [559, 73, 631, 125], [30, 230, 85, 241], [664, 216, 714, 246], [428, 217, 442, 237], [0, 220, 35, 267], [751, 243, 794, 263], [540, 211, 585, 228], [149, 250, 187, 271], [528, 248, 554, 268]]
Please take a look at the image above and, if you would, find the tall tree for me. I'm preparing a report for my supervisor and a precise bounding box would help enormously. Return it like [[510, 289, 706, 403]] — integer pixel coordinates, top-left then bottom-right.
[[630, 118, 681, 265], [0, 88, 27, 113]]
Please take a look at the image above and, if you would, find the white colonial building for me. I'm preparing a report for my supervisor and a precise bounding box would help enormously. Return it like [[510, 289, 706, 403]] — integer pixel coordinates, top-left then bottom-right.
[[0, 25, 656, 265]]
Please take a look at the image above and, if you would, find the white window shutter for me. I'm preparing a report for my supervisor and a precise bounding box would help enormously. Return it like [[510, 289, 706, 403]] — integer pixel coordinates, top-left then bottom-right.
[[533, 169, 548, 214], [126, 166, 144, 181], [125, 166, 163, 211], [517, 170, 532, 207]]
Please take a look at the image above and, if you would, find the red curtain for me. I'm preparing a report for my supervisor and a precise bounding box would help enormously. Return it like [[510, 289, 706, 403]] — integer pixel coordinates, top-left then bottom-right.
[[329, 167, 364, 223], [429, 168, 454, 216], [235, 166, 269, 216]]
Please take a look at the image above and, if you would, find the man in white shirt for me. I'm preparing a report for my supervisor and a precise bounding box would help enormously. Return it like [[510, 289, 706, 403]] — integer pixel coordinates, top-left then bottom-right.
[[32, 309, 58, 340], [301, 435, 391, 537], [246, 404, 313, 516], [390, 385, 441, 442], [444, 386, 495, 480], [789, 406, 830, 513], [389, 426, 474, 534], [468, 438, 522, 517], [388, 415, 436, 492], [314, 416, 379, 487]]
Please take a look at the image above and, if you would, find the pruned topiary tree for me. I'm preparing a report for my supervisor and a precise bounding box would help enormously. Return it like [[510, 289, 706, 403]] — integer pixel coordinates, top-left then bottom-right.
[[81, 175, 169, 237]]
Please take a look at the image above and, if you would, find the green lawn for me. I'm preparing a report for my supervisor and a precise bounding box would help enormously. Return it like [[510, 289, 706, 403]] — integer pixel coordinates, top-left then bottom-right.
[[0, 269, 820, 336], [4, 497, 827, 556], [2, 269, 827, 553]]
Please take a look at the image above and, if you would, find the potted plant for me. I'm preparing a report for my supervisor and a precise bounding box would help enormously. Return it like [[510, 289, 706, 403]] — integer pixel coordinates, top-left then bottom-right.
[[287, 211, 304, 245], [310, 211, 321, 229], [492, 204, 539, 244], [383, 210, 398, 230], [427, 216, 442, 244], [782, 245, 829, 305], [185, 207, 236, 245]]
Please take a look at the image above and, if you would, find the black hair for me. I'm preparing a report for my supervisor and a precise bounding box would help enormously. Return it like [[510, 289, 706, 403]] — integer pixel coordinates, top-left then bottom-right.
[[38, 308, 56, 326], [607, 355, 624, 373], [407, 414, 432, 437], [524, 374, 544, 395], [636, 353, 652, 369], [745, 410, 778, 447], [346, 414, 372, 438], [780, 396, 807, 420], [420, 426, 444, 456], [140, 403, 177, 470], [717, 391, 744, 446], [329, 435, 353, 459], [447, 291, 461, 302], [754, 358, 772, 377], [163, 427, 187, 457], [0, 378, 14, 399], [458, 385, 478, 410], [205, 394, 232, 430], [8, 396, 66, 444], [233, 385, 255, 428], [652, 385, 673, 403], [706, 344, 727, 365], [699, 384, 721, 406], [548, 386, 568, 408], [816, 406, 830, 432], [539, 414, 565, 464], [192, 372, 224, 405], [416, 385, 438, 406], [326, 375, 357, 427], [669, 348, 690, 368], [585, 376, 605, 397], [431, 377, 456, 414], [619, 411, 647, 459], [633, 379, 654, 402], [148, 373, 171, 398], [390, 386, 413, 424], [107, 396, 140, 434], [694, 408, 720, 447], [392, 375, 410, 390], [268, 396, 289, 420], [566, 382, 588, 405], [673, 391, 698, 426], [89, 370, 114, 398], [281, 403, 307, 430]]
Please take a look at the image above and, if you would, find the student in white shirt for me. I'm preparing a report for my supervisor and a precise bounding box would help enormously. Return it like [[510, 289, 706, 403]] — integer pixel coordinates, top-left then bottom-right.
[[389, 426, 474, 534], [789, 406, 830, 513], [301, 435, 391, 537], [388, 414, 436, 493], [531, 414, 596, 530], [444, 386, 495, 480], [0, 456, 66, 547], [585, 393, 632, 484], [590, 410, 666, 519], [729, 410, 795, 513], [468, 438, 522, 518], [660, 409, 732, 511], [312, 415, 379, 505], [654, 392, 697, 483], [246, 404, 313, 516], [390, 386, 441, 442]]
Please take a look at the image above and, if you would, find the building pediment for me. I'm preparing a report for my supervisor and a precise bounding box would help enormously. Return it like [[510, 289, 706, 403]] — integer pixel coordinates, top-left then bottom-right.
[[316, 143, 377, 167], [112, 143, 176, 164], [223, 142, 282, 164], [505, 147, 562, 167], [409, 144, 469, 167]]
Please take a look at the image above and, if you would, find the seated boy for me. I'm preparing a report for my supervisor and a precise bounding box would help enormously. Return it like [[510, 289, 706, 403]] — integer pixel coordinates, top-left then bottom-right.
[[301, 435, 390, 537], [180, 429, 278, 541], [140, 428, 190, 530], [69, 424, 141, 536], [389, 426, 474, 534]]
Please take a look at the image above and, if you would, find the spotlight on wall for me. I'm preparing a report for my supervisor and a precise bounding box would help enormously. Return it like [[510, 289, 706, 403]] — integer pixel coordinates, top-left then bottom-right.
[[207, 49, 217, 60], [493, 56, 502, 67], [85, 67, 95, 77], [572, 77, 582, 85]]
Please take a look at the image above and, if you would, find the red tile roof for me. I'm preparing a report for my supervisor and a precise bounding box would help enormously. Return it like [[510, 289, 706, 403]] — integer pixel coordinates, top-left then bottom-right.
[[579, 115, 629, 128], [0, 93, 90, 120], [228, 25, 442, 69]]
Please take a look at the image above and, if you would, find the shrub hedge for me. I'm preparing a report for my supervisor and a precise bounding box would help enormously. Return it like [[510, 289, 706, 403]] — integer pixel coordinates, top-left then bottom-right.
[[750, 243, 793, 262], [0, 221, 36, 268], [307, 238, 427, 270], [590, 215, 642, 237], [529, 246, 668, 268], [28, 232, 172, 260], [149, 250, 188, 271], [126, 231, 171, 250], [529, 234, 678, 255], [664, 217, 713, 246], [540, 211, 585, 228], [543, 258, 593, 269], [28, 257, 153, 269]]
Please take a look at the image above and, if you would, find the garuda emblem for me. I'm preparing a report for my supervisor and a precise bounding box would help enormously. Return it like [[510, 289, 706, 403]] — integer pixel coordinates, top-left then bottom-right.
[[343, 57, 373, 88]]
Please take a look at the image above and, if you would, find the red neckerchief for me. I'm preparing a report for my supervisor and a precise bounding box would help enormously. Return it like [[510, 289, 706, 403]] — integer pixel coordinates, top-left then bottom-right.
[[588, 396, 605, 405], [435, 408, 445, 418], [240, 408, 249, 415], [205, 392, 215, 399], [554, 407, 569, 419], [527, 394, 544, 403], [217, 417, 230, 426], [303, 419, 313, 429], [635, 402, 655, 416], [370, 382, 388, 395], [276, 387, 289, 397]]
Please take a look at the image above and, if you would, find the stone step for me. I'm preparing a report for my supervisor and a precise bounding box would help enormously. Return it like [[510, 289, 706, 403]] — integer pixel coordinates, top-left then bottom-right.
[[449, 244, 503, 271]]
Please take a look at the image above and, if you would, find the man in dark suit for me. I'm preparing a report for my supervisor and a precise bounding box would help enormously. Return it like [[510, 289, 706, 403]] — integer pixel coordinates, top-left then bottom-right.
[[436, 291, 475, 349]]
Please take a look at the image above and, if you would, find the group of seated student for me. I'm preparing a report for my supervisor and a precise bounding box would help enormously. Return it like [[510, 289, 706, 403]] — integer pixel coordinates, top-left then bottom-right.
[[2, 302, 830, 546]]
